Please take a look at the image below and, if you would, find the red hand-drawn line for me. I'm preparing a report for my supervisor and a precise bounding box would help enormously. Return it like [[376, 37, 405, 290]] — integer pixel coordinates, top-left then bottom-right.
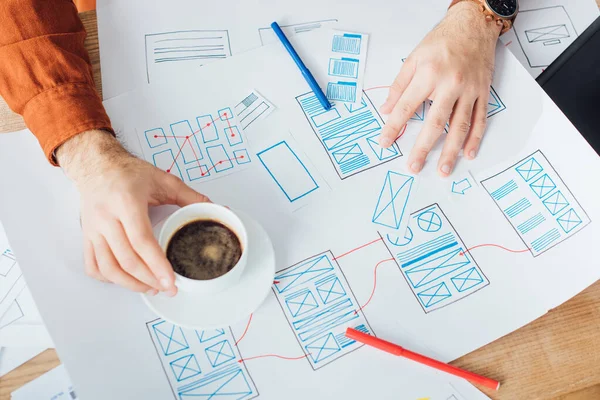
[[234, 313, 253, 346], [459, 244, 530, 256], [354, 258, 395, 315], [332, 238, 384, 261], [223, 112, 236, 138], [164, 122, 212, 173], [505, 40, 513, 47], [238, 353, 310, 363], [364, 85, 391, 92], [200, 156, 245, 177]]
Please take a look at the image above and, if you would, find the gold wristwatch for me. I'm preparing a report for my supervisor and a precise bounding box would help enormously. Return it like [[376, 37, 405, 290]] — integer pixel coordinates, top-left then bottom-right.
[[450, 0, 519, 35]]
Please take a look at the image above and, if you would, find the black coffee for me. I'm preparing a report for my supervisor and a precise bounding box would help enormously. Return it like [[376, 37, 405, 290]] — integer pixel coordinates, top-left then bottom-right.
[[166, 220, 242, 280]]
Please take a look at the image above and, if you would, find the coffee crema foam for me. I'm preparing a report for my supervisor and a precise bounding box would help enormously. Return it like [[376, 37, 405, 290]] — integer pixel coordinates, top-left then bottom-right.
[[166, 220, 242, 280]]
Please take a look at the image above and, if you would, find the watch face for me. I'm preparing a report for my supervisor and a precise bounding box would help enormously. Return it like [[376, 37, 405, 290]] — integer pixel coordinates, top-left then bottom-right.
[[486, 0, 518, 17]]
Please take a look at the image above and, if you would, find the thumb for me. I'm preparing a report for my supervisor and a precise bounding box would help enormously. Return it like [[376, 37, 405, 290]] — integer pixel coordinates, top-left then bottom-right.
[[164, 174, 212, 207]]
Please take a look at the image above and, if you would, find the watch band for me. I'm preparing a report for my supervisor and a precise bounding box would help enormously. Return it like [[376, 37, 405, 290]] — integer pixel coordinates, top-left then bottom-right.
[[449, 0, 517, 35]]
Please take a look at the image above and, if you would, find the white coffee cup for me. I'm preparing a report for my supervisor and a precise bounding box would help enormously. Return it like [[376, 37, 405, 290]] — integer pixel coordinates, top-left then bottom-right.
[[158, 203, 248, 294]]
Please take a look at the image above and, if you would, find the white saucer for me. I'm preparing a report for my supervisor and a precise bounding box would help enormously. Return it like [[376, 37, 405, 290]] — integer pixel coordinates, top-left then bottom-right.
[[142, 211, 275, 329]]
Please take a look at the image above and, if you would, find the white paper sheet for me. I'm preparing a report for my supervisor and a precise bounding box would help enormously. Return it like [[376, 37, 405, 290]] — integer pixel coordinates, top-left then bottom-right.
[[11, 364, 77, 400], [0, 221, 53, 348], [1, 28, 599, 398], [0, 347, 46, 377], [500, 0, 600, 77]]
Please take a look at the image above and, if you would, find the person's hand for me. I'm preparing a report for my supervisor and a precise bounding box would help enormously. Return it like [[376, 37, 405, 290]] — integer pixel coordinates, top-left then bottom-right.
[[379, 1, 502, 177], [56, 130, 210, 296]]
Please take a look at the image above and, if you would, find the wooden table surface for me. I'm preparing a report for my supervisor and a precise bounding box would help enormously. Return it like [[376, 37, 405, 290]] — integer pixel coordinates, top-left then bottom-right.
[[1, 7, 600, 400]]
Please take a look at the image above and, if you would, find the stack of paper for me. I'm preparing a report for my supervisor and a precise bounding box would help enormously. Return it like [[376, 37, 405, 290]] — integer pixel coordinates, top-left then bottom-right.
[[0, 221, 53, 378]]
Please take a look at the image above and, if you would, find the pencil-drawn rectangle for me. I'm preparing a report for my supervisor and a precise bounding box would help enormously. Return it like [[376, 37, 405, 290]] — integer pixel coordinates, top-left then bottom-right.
[[257, 141, 319, 203], [481, 150, 591, 257], [234, 91, 275, 131], [312, 108, 341, 128], [206, 145, 233, 173], [196, 115, 218, 143], [326, 81, 357, 103], [272, 251, 374, 369], [332, 33, 362, 54], [258, 19, 339, 45], [526, 24, 569, 42], [153, 149, 183, 180], [145, 30, 231, 83], [297, 91, 402, 180], [0, 249, 16, 277], [145, 128, 168, 148], [186, 165, 210, 181], [170, 120, 203, 164], [328, 58, 360, 78], [381, 204, 490, 313], [225, 126, 243, 147], [233, 149, 251, 165], [147, 319, 258, 400], [513, 6, 577, 68]]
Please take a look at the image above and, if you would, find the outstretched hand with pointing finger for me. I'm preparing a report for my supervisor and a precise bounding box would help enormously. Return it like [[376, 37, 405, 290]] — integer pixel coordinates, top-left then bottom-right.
[[379, 1, 501, 177]]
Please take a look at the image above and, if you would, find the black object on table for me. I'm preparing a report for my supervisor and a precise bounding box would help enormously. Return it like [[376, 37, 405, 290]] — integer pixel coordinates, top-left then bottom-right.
[[537, 16, 600, 155]]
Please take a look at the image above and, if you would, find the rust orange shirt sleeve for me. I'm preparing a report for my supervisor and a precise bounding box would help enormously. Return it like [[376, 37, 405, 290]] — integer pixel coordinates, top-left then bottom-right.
[[0, 0, 114, 165]]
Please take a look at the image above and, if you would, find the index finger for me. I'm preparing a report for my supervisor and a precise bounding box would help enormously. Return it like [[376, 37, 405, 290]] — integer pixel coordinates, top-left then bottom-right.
[[379, 73, 434, 148], [120, 204, 177, 294]]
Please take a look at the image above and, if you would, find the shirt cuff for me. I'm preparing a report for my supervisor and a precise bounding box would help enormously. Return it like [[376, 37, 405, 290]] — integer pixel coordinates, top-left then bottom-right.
[[22, 82, 114, 166]]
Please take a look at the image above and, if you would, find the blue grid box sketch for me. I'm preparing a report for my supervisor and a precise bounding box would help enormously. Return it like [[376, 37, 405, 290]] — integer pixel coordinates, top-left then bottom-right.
[[186, 165, 210, 181], [326, 81, 358, 103], [206, 144, 234, 173], [233, 149, 251, 165], [272, 251, 374, 370], [481, 150, 590, 257], [218, 107, 234, 121], [296, 91, 402, 180], [381, 204, 490, 313], [153, 149, 183, 180], [147, 319, 258, 400], [328, 57, 360, 78], [196, 114, 218, 143], [225, 126, 243, 147], [332, 33, 362, 54]]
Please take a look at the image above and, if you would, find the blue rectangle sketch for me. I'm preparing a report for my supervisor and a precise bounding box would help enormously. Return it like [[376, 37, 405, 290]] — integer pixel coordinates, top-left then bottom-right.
[[481, 150, 590, 257], [257, 141, 319, 203], [326, 81, 357, 103], [153, 149, 183, 180], [233, 149, 251, 165], [146, 319, 258, 400], [206, 144, 234, 173], [296, 91, 402, 180], [272, 251, 374, 369], [186, 165, 210, 181], [332, 33, 362, 54], [145, 128, 168, 148], [225, 126, 243, 147], [196, 115, 218, 143], [328, 57, 360, 78], [170, 120, 203, 165], [381, 204, 490, 313], [372, 172, 415, 230]]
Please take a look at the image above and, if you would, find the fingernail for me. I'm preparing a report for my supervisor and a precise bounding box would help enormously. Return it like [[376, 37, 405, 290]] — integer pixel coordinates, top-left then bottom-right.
[[146, 289, 158, 296], [165, 288, 178, 297], [410, 162, 422, 173], [469, 149, 477, 159], [160, 278, 172, 289], [441, 164, 451, 175]]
